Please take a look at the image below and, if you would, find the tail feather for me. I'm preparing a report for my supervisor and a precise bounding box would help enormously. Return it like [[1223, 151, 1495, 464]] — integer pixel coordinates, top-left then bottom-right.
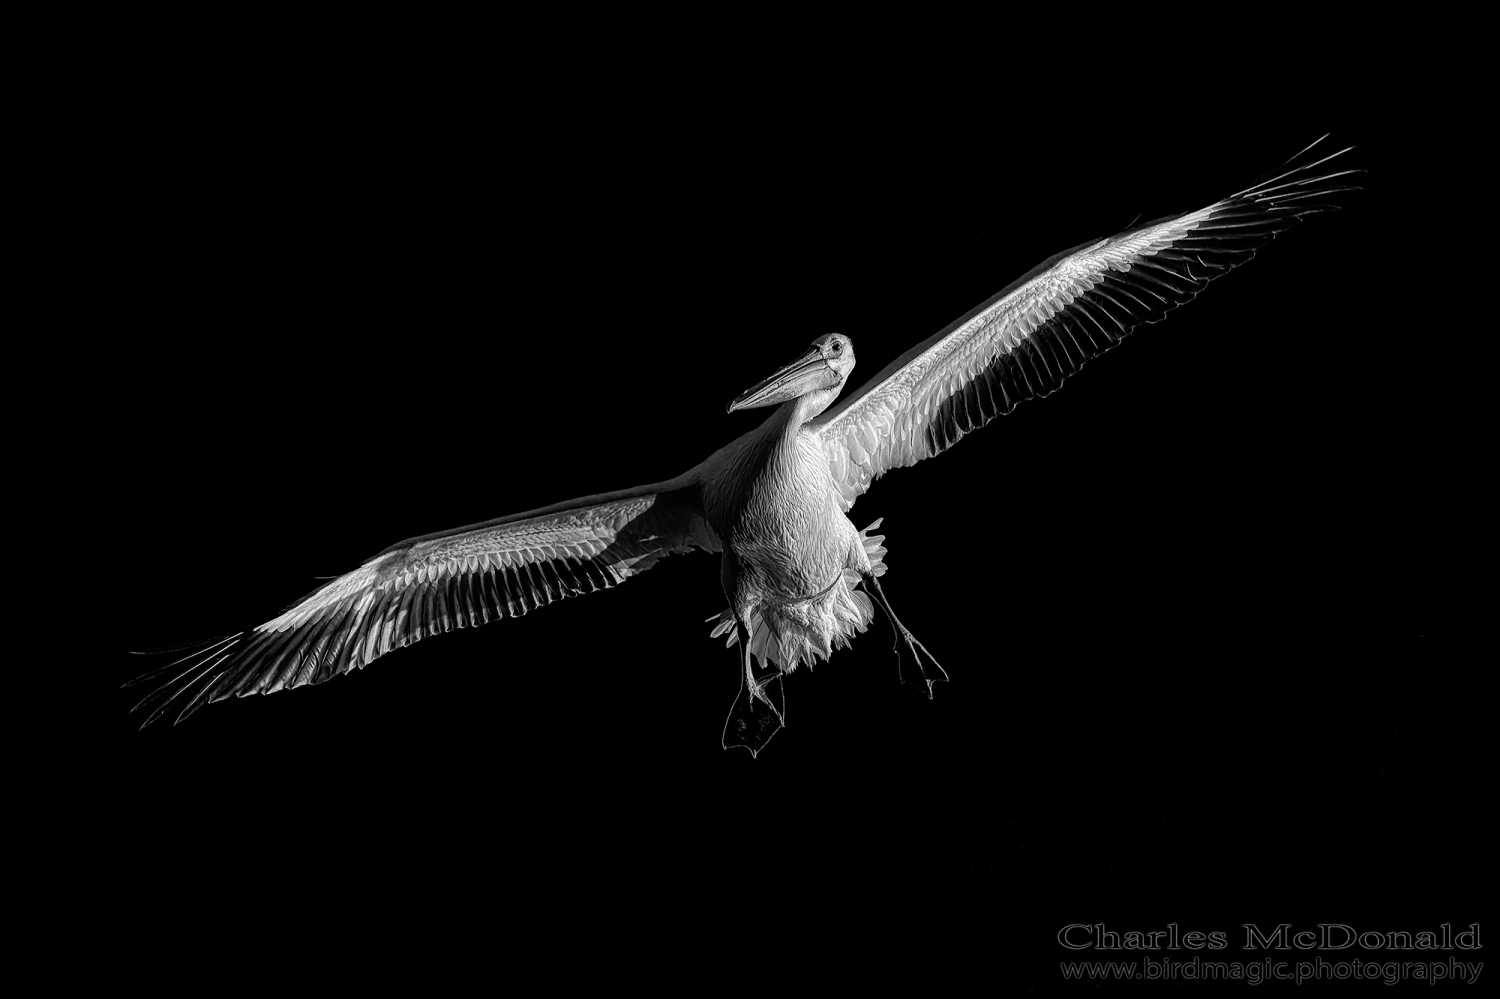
[[708, 519, 890, 672]]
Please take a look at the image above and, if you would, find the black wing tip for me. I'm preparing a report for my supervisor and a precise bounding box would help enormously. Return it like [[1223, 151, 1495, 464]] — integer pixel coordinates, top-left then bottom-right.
[[1230, 135, 1363, 201], [122, 632, 245, 689], [125, 631, 251, 727], [124, 631, 238, 659]]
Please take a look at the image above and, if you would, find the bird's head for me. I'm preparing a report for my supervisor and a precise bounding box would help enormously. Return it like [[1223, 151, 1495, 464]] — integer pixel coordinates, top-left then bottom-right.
[[727, 333, 856, 414]]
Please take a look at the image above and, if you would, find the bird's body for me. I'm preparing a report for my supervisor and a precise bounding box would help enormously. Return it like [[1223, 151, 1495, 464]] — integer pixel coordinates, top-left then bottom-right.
[[700, 367, 882, 685], [129, 136, 1360, 756], [706, 402, 855, 606]]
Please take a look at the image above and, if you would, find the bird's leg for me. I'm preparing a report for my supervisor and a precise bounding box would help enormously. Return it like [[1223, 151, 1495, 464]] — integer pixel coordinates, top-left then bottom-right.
[[721, 618, 785, 758], [863, 571, 949, 699]]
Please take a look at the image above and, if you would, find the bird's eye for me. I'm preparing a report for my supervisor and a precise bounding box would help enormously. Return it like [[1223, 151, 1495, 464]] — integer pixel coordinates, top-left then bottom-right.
[[831, 341, 841, 352]]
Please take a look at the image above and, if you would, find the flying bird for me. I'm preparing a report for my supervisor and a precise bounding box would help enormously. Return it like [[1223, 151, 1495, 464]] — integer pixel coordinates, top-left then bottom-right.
[[128, 136, 1359, 756]]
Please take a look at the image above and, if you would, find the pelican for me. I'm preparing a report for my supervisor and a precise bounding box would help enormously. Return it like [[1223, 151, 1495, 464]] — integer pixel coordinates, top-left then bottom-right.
[[129, 136, 1359, 756]]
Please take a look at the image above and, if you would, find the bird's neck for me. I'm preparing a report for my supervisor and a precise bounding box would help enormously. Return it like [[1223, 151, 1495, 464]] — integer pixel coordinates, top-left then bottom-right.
[[740, 390, 835, 475], [703, 387, 841, 531], [783, 386, 840, 431], [755, 388, 833, 453]]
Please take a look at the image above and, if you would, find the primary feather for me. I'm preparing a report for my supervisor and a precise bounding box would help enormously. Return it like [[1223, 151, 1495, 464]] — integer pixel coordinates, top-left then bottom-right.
[[814, 135, 1359, 510], [130, 136, 1359, 736], [130, 481, 718, 726]]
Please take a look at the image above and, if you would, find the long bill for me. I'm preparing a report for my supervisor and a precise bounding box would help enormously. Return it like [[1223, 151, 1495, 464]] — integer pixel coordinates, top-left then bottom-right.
[[728, 347, 839, 412]]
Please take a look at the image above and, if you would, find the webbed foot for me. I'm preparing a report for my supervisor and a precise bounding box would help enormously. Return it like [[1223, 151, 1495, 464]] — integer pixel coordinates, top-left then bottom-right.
[[864, 571, 950, 698], [722, 671, 785, 758], [893, 627, 947, 698]]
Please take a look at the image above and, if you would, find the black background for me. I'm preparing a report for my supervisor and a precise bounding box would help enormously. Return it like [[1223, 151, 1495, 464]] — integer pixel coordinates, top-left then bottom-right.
[[101, 36, 1477, 990]]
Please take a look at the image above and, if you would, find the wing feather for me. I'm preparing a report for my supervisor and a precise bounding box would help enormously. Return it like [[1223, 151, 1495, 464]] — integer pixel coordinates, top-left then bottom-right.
[[814, 136, 1360, 510], [130, 479, 720, 727]]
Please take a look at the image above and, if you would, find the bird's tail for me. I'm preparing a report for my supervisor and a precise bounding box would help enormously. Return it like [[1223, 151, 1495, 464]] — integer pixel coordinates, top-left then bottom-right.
[[707, 519, 888, 672]]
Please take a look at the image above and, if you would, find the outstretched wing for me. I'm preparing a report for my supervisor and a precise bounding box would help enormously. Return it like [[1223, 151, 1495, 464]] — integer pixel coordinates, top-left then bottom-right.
[[814, 135, 1360, 511], [129, 479, 719, 726]]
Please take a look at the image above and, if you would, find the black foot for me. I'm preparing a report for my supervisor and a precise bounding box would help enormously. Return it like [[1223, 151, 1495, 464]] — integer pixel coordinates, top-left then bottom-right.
[[893, 626, 948, 699], [864, 571, 950, 698], [722, 674, 785, 758]]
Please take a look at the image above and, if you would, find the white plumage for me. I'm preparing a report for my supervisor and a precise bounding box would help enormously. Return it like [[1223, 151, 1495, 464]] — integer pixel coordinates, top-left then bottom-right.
[[129, 136, 1359, 756]]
